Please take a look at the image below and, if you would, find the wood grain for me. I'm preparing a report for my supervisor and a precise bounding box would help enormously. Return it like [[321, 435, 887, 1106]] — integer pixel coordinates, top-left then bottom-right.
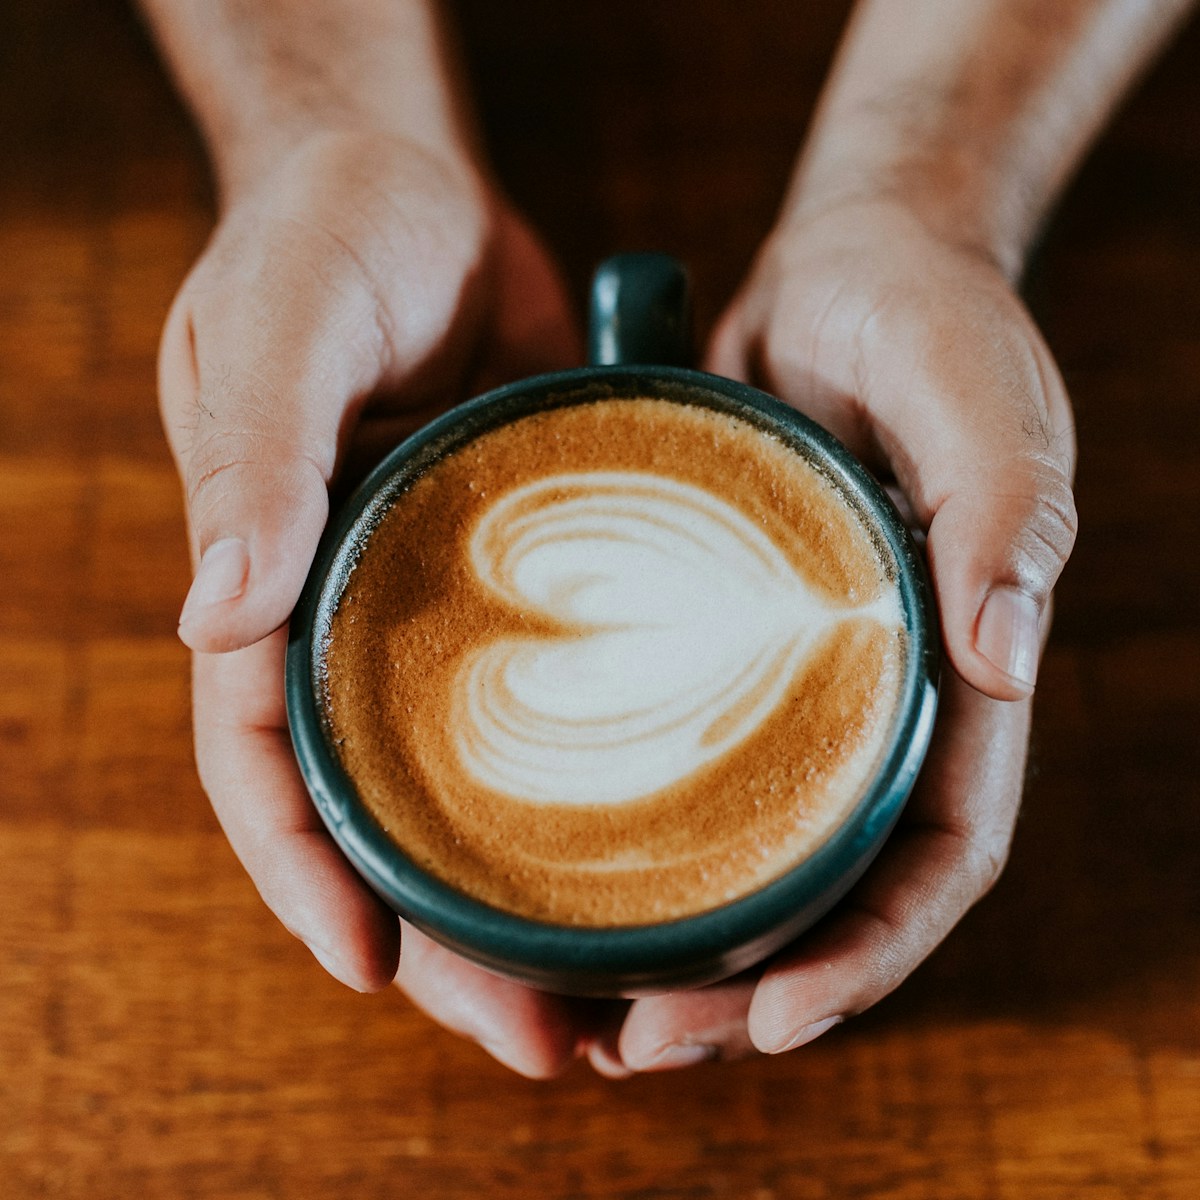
[[2, 2, 1198, 1196]]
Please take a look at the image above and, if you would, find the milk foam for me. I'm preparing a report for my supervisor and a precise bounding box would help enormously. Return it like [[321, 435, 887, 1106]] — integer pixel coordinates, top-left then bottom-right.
[[454, 471, 900, 806]]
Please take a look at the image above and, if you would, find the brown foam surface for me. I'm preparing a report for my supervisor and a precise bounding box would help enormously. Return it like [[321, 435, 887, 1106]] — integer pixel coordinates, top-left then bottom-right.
[[322, 398, 906, 925]]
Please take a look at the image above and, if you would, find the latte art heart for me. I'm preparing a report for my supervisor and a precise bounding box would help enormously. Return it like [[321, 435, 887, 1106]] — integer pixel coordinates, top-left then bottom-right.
[[455, 472, 901, 806], [324, 398, 909, 925]]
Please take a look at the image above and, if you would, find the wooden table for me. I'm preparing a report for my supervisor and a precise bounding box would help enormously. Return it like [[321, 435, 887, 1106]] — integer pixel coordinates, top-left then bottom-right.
[[3, 3, 1198, 1196]]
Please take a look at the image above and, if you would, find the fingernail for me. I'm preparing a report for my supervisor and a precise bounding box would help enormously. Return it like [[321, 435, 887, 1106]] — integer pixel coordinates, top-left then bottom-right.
[[589, 1048, 635, 1080], [976, 587, 1040, 690], [641, 1043, 717, 1072], [583, 1032, 632, 1077], [307, 941, 369, 993], [180, 537, 249, 624], [767, 1014, 843, 1055], [478, 1037, 540, 1078]]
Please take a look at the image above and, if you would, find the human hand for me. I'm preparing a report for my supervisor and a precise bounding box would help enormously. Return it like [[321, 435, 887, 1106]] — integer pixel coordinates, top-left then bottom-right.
[[584, 199, 1076, 1074], [160, 131, 590, 1077]]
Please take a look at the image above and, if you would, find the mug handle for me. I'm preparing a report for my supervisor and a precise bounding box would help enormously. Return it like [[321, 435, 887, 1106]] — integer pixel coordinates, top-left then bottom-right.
[[587, 253, 693, 368]]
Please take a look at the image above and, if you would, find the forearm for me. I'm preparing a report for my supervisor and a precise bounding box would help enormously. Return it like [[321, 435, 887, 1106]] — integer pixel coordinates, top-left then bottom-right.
[[788, 0, 1195, 278], [137, 0, 481, 204]]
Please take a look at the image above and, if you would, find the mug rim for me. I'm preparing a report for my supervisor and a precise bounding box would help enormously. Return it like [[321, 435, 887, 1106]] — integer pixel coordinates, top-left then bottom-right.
[[285, 365, 939, 994]]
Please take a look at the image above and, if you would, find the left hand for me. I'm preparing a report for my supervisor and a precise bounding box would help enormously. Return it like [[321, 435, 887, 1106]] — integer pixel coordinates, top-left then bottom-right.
[[160, 132, 594, 1079], [584, 198, 1077, 1074]]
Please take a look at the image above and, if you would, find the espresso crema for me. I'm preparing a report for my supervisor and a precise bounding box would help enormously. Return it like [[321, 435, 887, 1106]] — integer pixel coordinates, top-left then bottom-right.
[[322, 398, 907, 925]]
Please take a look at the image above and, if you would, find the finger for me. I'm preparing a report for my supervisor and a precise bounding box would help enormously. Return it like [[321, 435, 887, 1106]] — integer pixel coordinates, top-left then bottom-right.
[[616, 977, 760, 1072], [193, 629, 401, 991], [160, 225, 387, 655], [586, 1045, 636, 1080], [703, 298, 753, 385], [582, 1003, 636, 1079], [747, 673, 1031, 1053], [866, 307, 1077, 701], [394, 924, 581, 1080], [927, 477, 1075, 701]]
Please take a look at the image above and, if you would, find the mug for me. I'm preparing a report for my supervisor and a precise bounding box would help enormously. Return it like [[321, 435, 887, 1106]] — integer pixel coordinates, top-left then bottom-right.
[[286, 254, 939, 996]]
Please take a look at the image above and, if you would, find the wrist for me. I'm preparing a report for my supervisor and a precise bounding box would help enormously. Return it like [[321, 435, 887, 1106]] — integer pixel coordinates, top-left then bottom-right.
[[778, 0, 1194, 287], [140, 0, 486, 212], [212, 117, 488, 215], [781, 131, 1033, 284]]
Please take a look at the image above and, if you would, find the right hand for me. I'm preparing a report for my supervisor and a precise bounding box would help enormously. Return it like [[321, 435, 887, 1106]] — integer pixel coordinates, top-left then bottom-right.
[[585, 197, 1076, 1074], [160, 131, 588, 1076]]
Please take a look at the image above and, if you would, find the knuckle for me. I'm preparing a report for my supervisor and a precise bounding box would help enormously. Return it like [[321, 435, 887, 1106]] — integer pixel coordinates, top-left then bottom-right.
[[966, 833, 1011, 897], [932, 818, 1013, 900], [840, 903, 920, 1008], [184, 425, 329, 519], [184, 427, 273, 511], [1013, 470, 1079, 592], [1033, 470, 1079, 559]]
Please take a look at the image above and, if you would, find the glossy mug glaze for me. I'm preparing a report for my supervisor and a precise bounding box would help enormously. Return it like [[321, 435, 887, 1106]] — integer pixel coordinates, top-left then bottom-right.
[[286, 254, 938, 995]]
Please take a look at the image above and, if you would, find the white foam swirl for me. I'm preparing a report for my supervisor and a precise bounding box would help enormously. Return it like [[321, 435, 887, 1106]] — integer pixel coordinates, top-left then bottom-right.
[[454, 472, 899, 806]]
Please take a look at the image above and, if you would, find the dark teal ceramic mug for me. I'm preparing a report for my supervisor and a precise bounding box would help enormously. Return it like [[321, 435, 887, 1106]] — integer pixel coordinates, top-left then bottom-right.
[[286, 254, 938, 996]]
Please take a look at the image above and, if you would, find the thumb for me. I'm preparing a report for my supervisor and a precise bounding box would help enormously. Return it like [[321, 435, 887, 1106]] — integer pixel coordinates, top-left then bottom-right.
[[906, 371, 1078, 702], [176, 451, 329, 656], [927, 463, 1077, 700], [160, 276, 376, 655]]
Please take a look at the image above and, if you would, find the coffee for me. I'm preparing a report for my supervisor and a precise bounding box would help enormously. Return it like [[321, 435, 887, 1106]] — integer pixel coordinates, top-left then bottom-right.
[[321, 397, 907, 926]]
